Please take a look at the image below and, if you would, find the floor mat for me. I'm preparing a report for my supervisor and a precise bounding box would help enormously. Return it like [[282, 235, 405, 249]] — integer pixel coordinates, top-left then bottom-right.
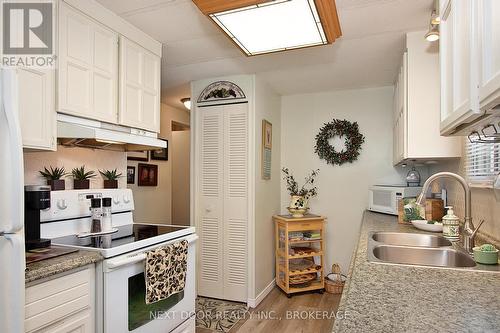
[[196, 297, 248, 332]]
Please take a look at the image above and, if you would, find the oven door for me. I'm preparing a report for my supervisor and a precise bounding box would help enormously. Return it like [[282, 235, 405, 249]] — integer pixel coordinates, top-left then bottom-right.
[[102, 234, 197, 333]]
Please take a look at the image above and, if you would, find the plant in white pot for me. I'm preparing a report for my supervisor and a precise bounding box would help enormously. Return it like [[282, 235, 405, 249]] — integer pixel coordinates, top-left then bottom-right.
[[282, 168, 319, 217]]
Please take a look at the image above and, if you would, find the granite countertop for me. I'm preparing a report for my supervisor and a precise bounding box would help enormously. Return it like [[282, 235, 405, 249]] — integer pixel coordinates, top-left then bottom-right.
[[333, 211, 500, 333], [26, 250, 102, 284]]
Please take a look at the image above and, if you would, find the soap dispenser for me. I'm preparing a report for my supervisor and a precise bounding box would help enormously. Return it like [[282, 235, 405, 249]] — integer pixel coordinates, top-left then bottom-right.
[[442, 206, 460, 240]]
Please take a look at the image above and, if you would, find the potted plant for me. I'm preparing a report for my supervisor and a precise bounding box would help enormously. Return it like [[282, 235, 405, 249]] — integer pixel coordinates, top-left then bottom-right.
[[39, 166, 67, 191], [282, 168, 320, 217], [100, 169, 122, 189], [71, 166, 96, 190]]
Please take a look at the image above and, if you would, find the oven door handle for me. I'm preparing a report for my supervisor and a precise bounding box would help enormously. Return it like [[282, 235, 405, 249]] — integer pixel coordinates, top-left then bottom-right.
[[105, 234, 198, 270], [107, 253, 147, 269]]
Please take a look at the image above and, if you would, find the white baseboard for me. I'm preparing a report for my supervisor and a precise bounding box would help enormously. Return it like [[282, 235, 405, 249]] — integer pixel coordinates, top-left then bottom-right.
[[247, 279, 275, 308]]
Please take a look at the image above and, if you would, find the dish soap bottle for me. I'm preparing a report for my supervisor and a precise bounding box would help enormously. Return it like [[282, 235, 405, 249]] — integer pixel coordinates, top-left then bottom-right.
[[442, 206, 460, 240]]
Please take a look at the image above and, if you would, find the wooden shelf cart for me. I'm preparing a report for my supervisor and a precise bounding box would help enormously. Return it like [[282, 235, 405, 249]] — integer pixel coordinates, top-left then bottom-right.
[[273, 214, 326, 297]]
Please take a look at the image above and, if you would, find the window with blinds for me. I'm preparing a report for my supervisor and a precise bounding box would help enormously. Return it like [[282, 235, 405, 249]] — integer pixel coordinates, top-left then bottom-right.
[[466, 141, 500, 182]]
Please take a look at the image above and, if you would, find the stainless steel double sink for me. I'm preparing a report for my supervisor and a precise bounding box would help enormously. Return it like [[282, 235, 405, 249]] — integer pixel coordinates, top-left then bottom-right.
[[367, 232, 477, 268]]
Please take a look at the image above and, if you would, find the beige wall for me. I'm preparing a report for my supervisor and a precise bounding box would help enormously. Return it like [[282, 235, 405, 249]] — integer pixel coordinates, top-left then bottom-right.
[[254, 76, 282, 296], [172, 130, 190, 225], [429, 143, 500, 247], [128, 103, 190, 224], [280, 86, 415, 272], [24, 146, 127, 189]]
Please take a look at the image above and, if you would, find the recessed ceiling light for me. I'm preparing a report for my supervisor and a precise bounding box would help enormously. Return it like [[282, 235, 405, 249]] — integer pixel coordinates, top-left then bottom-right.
[[193, 0, 342, 56]]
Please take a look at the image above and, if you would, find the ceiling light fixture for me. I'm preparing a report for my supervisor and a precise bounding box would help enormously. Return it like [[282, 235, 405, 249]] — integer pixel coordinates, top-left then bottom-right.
[[192, 0, 342, 56], [425, 0, 440, 41], [430, 9, 440, 25], [181, 98, 191, 110], [425, 23, 439, 42]]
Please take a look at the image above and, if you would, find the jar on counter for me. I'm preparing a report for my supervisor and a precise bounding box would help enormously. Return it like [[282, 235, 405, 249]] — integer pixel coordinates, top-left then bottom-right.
[[90, 198, 102, 233], [442, 206, 460, 240], [102, 197, 112, 232]]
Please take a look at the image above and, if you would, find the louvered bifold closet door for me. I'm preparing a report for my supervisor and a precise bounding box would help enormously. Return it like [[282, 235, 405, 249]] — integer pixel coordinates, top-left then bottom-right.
[[198, 105, 224, 298], [222, 104, 248, 302]]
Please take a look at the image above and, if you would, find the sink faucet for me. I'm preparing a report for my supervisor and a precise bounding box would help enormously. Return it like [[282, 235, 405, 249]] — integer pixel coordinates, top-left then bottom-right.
[[416, 172, 485, 254]]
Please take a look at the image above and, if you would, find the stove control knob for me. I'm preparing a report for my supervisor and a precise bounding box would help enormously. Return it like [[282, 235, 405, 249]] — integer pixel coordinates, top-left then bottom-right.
[[57, 199, 68, 210], [123, 195, 130, 204], [113, 197, 120, 205]]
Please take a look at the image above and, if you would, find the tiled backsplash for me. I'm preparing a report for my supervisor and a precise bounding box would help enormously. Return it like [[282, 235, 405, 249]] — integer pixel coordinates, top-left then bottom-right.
[[430, 143, 500, 248]]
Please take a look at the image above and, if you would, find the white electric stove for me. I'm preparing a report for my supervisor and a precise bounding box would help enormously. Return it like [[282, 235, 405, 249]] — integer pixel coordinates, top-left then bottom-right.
[[40, 189, 197, 333]]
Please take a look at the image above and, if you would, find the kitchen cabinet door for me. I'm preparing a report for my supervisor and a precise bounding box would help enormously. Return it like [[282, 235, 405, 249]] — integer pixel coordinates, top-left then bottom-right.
[[17, 68, 56, 151], [119, 37, 161, 133], [478, 0, 500, 111], [393, 53, 407, 165], [58, 2, 118, 123], [392, 88, 398, 164], [38, 310, 92, 333], [440, 0, 480, 134]]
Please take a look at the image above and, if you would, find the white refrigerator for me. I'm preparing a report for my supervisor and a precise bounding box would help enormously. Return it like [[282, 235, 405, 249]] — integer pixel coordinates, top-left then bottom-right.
[[0, 68, 26, 332]]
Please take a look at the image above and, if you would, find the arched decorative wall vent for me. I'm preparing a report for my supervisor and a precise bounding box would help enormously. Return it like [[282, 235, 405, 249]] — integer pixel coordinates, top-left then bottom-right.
[[197, 81, 246, 103]]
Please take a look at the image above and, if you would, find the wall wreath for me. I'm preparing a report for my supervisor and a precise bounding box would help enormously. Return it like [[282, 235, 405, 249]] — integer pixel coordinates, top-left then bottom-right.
[[314, 119, 365, 166]]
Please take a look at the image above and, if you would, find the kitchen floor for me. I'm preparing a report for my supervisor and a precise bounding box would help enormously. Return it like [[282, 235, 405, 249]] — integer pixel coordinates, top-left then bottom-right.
[[196, 288, 341, 333]]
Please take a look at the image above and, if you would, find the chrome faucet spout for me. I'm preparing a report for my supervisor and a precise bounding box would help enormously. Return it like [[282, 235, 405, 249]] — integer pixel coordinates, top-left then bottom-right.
[[416, 172, 481, 253]]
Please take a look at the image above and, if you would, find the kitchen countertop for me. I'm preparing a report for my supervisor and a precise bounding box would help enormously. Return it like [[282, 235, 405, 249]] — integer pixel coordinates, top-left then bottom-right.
[[26, 250, 102, 284], [333, 211, 500, 333]]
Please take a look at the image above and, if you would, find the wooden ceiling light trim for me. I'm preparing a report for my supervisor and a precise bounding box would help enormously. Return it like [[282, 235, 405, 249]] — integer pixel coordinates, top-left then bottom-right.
[[192, 0, 271, 15], [314, 0, 342, 44], [192, 0, 342, 54]]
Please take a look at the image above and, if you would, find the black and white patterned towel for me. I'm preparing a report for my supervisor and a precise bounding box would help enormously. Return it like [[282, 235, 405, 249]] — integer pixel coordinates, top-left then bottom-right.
[[145, 239, 188, 304]]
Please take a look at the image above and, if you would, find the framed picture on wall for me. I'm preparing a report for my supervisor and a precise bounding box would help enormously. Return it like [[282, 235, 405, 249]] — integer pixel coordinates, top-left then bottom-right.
[[263, 120, 272, 149], [262, 120, 272, 180], [150, 140, 168, 161], [127, 151, 149, 161], [138, 163, 158, 186], [127, 166, 135, 184]]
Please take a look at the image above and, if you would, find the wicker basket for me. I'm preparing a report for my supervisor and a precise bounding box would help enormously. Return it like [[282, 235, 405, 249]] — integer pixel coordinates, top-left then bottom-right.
[[325, 264, 346, 294]]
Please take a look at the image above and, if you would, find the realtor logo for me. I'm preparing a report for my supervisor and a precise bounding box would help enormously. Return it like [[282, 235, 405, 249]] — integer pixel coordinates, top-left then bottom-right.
[[2, 1, 54, 67]]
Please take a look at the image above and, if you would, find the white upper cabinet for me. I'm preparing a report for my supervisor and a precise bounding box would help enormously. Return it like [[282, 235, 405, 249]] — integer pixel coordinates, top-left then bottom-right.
[[17, 68, 56, 151], [58, 2, 118, 123], [440, 0, 500, 135], [478, 0, 500, 111], [119, 37, 161, 132], [439, 0, 481, 135], [393, 31, 461, 165]]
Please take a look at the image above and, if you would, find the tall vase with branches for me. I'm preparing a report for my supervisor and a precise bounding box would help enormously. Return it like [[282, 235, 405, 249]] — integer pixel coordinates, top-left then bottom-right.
[[282, 168, 319, 216]]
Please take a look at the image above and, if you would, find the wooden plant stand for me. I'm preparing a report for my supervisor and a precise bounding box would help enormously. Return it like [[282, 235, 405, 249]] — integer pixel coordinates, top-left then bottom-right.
[[273, 214, 326, 298]]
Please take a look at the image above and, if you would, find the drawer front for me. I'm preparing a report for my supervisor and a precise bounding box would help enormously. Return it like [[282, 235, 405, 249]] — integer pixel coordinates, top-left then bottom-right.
[[34, 309, 92, 333], [25, 267, 93, 332], [287, 220, 324, 231]]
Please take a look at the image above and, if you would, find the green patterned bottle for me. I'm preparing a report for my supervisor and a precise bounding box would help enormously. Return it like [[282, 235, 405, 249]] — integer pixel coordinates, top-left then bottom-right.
[[442, 206, 460, 240]]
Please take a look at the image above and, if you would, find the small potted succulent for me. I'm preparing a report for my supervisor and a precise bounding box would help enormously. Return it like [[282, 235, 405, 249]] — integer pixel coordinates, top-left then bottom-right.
[[71, 166, 96, 190], [282, 168, 320, 217], [100, 169, 122, 189], [39, 166, 67, 191]]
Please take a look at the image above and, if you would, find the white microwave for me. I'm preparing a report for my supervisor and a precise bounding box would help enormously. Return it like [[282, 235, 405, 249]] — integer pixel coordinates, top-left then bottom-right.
[[368, 185, 422, 215]]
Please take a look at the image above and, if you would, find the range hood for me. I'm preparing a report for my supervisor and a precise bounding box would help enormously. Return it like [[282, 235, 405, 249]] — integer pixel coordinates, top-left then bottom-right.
[[57, 114, 167, 151]]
